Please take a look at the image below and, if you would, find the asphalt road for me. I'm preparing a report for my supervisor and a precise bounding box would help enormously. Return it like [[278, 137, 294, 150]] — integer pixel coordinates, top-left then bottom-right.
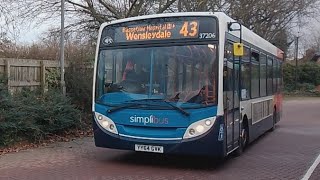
[[0, 97, 320, 180]]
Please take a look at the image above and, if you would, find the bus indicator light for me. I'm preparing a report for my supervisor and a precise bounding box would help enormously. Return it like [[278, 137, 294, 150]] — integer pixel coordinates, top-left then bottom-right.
[[95, 112, 118, 135], [205, 120, 212, 126], [189, 128, 196, 136], [184, 117, 216, 139]]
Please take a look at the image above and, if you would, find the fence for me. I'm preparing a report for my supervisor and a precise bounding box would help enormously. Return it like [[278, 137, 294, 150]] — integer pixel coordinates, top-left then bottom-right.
[[0, 58, 62, 92]]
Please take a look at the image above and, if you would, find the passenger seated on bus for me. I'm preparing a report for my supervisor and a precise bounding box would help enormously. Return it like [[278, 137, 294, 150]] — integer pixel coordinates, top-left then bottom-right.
[[187, 85, 214, 104]]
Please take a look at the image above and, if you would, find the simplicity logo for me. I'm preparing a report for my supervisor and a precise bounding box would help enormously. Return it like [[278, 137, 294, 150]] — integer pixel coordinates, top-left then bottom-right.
[[130, 115, 169, 125]]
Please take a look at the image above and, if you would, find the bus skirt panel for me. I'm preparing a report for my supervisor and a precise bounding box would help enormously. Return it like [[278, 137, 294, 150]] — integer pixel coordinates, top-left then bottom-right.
[[248, 115, 274, 143]]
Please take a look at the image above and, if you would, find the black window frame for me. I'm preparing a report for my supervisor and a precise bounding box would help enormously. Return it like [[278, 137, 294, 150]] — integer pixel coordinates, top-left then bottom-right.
[[260, 53, 267, 97], [272, 58, 278, 93], [267, 55, 273, 95], [240, 46, 251, 100], [250, 49, 260, 99]]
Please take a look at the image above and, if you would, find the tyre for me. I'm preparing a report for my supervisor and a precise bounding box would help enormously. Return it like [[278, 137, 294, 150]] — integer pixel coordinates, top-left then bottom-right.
[[270, 110, 276, 131], [234, 123, 248, 156]]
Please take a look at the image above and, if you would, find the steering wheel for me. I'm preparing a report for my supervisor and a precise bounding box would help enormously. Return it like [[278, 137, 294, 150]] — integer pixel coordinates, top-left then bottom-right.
[[119, 80, 145, 93]]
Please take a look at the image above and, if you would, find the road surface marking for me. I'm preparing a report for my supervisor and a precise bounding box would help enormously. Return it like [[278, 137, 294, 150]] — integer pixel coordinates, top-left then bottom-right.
[[301, 153, 320, 180]]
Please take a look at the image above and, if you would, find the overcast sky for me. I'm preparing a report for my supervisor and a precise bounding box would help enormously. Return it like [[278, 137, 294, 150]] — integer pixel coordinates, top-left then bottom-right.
[[20, 24, 49, 43], [14, 11, 320, 58]]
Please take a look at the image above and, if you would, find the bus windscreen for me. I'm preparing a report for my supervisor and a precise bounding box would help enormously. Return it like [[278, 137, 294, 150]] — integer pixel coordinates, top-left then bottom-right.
[[100, 16, 217, 46]]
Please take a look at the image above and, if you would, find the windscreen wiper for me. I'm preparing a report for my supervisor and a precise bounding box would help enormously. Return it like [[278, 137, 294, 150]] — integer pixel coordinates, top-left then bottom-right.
[[107, 98, 190, 116], [162, 100, 190, 116], [106, 99, 162, 114], [130, 98, 190, 116], [107, 103, 143, 114]]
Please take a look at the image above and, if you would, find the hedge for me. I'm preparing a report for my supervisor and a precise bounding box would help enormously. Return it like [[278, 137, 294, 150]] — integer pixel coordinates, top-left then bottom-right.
[[0, 88, 81, 147]]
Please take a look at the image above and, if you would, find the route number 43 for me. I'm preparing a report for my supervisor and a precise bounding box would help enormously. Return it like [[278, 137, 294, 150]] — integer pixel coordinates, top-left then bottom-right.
[[179, 21, 198, 37]]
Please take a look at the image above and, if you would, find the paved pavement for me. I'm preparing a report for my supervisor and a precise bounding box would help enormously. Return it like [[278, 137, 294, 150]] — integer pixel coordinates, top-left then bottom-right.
[[0, 98, 320, 180]]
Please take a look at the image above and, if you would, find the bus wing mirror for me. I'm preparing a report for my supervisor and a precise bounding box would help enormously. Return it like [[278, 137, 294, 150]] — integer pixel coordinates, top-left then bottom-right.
[[233, 43, 244, 56]]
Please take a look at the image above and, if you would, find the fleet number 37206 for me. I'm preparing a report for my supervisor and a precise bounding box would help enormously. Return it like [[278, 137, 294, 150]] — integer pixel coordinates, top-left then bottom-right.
[[199, 33, 216, 39]]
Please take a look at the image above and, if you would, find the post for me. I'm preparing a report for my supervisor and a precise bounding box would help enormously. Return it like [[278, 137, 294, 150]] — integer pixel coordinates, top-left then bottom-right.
[[60, 0, 66, 96], [40, 61, 46, 93], [4, 59, 10, 91], [294, 36, 299, 90]]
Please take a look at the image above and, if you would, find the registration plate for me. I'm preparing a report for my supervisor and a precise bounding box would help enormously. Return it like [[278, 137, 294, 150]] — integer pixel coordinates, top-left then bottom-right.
[[134, 144, 164, 153]]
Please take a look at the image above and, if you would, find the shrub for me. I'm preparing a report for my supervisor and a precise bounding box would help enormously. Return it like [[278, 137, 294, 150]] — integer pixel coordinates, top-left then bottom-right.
[[0, 88, 81, 147], [283, 62, 320, 92], [283, 63, 296, 91], [65, 60, 93, 114], [46, 68, 61, 89], [298, 63, 320, 86], [297, 83, 316, 92]]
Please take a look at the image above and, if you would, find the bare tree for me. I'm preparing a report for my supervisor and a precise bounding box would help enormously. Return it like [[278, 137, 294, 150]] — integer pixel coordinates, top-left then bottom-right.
[[4, 0, 320, 53], [177, 0, 228, 12], [306, 30, 320, 53], [0, 1, 20, 56], [176, 0, 319, 53], [177, 0, 319, 40], [12, 0, 176, 35]]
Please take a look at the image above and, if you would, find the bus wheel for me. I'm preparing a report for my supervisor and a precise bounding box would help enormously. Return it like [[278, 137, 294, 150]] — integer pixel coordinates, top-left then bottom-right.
[[270, 110, 277, 131], [234, 124, 248, 156]]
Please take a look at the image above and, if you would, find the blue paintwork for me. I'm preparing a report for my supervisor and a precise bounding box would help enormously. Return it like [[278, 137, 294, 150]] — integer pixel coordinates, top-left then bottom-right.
[[95, 102, 217, 139], [93, 92, 224, 156], [92, 115, 225, 157]]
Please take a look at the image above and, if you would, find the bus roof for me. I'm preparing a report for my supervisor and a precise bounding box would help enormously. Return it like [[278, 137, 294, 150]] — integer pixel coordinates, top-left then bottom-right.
[[213, 13, 284, 59], [100, 12, 215, 27], [100, 12, 283, 59]]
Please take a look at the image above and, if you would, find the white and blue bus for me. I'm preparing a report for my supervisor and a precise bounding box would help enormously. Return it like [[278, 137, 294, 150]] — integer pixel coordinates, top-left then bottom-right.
[[92, 12, 283, 157]]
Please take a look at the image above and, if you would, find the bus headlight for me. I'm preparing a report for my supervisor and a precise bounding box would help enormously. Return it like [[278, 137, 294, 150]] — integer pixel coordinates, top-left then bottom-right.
[[183, 117, 216, 139], [94, 112, 118, 135]]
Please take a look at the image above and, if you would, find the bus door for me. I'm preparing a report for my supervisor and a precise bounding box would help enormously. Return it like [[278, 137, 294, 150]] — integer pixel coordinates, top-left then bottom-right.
[[223, 42, 241, 153]]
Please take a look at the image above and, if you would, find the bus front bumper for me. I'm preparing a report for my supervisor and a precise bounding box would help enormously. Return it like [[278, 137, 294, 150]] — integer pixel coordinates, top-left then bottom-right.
[[92, 116, 225, 157]]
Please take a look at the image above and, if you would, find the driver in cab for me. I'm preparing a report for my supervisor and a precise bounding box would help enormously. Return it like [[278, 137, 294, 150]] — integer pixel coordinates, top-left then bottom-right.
[[121, 60, 149, 93]]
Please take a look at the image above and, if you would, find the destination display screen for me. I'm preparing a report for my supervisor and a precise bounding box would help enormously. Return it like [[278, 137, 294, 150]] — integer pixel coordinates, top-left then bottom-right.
[[121, 21, 199, 41], [100, 16, 217, 46]]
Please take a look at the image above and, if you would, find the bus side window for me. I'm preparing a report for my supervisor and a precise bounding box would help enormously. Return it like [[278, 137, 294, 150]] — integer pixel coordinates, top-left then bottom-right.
[[260, 54, 267, 97], [241, 47, 250, 100], [277, 60, 281, 92], [267, 56, 273, 95], [251, 51, 260, 98], [223, 42, 234, 109], [272, 58, 278, 94]]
